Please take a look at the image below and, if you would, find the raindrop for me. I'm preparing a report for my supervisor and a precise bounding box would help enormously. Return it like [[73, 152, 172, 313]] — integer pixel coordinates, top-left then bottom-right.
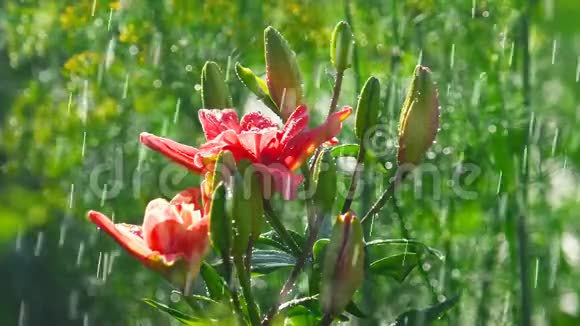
[[81, 131, 87, 160], [107, 9, 113, 31], [194, 84, 202, 91], [80, 80, 89, 124], [534, 258, 539, 288], [152, 33, 162, 66], [551, 128, 559, 156], [173, 98, 181, 124], [96, 252, 102, 279], [450, 44, 455, 68], [185, 64, 193, 72], [18, 301, 26, 326], [153, 79, 162, 88], [105, 38, 116, 69], [576, 56, 580, 82], [68, 290, 79, 320], [15, 228, 23, 252], [100, 184, 108, 207], [102, 253, 109, 282], [385, 161, 393, 169], [551, 38, 557, 65], [34, 231, 44, 256], [67, 92, 73, 116], [482, 10, 489, 18], [129, 45, 139, 56], [122, 73, 130, 99], [69, 183, 75, 209], [76, 241, 85, 266], [170, 291, 181, 303], [59, 221, 67, 247], [508, 42, 515, 66]]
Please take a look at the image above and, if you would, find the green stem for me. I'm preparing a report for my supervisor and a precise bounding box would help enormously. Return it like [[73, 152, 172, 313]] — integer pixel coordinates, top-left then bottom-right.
[[235, 255, 260, 326], [222, 252, 246, 325], [360, 171, 407, 224], [262, 168, 324, 325], [263, 200, 301, 256], [327, 70, 345, 117], [518, 1, 532, 325], [341, 143, 365, 213], [343, 0, 360, 95], [392, 201, 439, 302]]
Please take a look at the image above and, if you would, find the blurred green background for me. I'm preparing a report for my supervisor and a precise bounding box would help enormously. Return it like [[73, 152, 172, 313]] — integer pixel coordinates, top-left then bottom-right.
[[1, 0, 579, 325]]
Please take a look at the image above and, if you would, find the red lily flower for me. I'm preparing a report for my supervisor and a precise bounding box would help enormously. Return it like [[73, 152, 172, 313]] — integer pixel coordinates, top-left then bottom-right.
[[87, 188, 209, 285], [140, 105, 352, 199]]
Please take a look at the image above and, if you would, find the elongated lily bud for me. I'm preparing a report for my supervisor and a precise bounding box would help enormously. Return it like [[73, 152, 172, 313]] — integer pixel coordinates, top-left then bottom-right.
[[354, 77, 381, 140], [321, 211, 364, 316], [201, 61, 233, 109], [229, 161, 264, 257], [264, 26, 303, 120], [209, 183, 230, 256], [397, 66, 440, 165], [312, 149, 337, 217], [330, 21, 354, 72], [235, 62, 279, 114]]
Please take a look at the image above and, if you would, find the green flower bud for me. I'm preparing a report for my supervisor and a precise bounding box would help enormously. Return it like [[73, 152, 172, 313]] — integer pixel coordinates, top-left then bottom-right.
[[235, 62, 280, 115], [312, 149, 337, 217], [201, 61, 233, 109], [209, 183, 230, 256], [354, 76, 381, 140], [330, 21, 354, 72], [321, 211, 365, 316], [229, 161, 264, 257], [264, 26, 303, 120], [397, 65, 440, 165]]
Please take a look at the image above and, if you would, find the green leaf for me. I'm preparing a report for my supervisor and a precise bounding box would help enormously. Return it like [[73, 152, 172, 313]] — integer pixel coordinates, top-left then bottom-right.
[[390, 295, 460, 326], [312, 238, 330, 262], [345, 301, 367, 318], [142, 298, 202, 325], [235, 62, 279, 114], [365, 239, 445, 261], [369, 253, 419, 282], [200, 262, 231, 301], [329, 144, 389, 173], [251, 249, 296, 275], [257, 230, 306, 255]]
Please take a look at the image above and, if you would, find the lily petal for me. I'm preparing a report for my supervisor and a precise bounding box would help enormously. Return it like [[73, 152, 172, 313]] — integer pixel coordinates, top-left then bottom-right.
[[88, 210, 153, 263], [140, 133, 203, 173], [198, 109, 241, 140]]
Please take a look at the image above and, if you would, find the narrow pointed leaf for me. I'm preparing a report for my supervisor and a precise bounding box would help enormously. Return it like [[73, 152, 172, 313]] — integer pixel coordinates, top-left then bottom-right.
[[390, 295, 460, 326], [369, 253, 419, 282]]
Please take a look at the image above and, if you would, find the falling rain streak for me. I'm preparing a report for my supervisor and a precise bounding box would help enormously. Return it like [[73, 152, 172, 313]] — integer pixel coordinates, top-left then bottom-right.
[[174, 98, 181, 124], [34, 231, 44, 256]]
